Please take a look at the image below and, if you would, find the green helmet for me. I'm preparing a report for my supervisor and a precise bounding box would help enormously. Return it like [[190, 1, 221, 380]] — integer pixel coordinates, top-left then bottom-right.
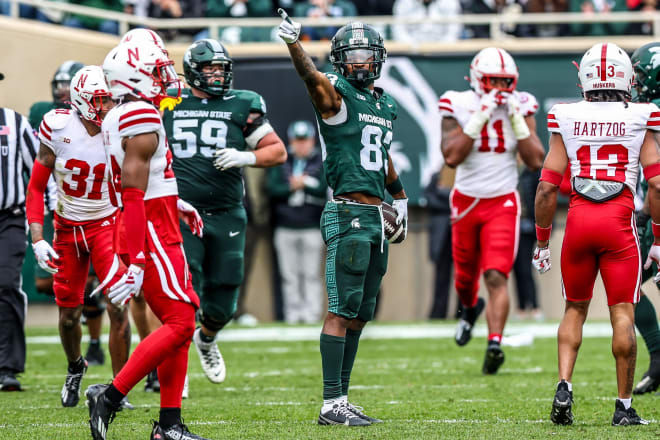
[[329, 22, 386, 87], [183, 39, 233, 96], [51, 60, 84, 104], [631, 42, 660, 102]]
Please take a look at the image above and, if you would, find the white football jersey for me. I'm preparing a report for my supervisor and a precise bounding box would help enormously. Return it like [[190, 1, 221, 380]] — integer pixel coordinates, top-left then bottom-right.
[[439, 89, 539, 198], [547, 101, 660, 193], [102, 100, 177, 205], [38, 109, 116, 222]]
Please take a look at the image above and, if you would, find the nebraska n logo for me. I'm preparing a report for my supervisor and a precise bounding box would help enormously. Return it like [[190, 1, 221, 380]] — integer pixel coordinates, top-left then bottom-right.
[[76, 74, 88, 89], [127, 47, 140, 68]]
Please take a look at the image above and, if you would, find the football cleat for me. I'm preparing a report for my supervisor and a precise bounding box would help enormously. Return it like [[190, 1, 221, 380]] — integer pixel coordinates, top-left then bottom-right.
[[482, 342, 505, 375], [193, 328, 226, 384], [85, 342, 105, 366], [86, 384, 119, 440], [455, 297, 485, 346], [61, 359, 88, 407], [612, 399, 648, 426], [347, 402, 382, 423], [318, 402, 371, 426], [550, 380, 574, 426], [633, 374, 660, 395], [0, 369, 21, 391], [117, 396, 135, 411], [145, 369, 160, 393], [150, 420, 213, 439]]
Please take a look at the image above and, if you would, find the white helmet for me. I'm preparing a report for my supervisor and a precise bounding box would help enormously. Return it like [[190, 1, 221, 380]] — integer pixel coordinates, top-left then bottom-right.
[[103, 42, 177, 104], [579, 43, 633, 95], [70, 65, 111, 126], [469, 47, 519, 95], [120, 28, 168, 56]]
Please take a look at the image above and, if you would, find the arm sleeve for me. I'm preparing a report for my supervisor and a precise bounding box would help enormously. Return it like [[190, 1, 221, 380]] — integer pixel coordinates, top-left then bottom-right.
[[26, 159, 52, 225]]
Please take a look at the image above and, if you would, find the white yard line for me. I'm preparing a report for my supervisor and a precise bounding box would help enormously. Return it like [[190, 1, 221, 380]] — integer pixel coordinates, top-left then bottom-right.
[[25, 322, 614, 345]]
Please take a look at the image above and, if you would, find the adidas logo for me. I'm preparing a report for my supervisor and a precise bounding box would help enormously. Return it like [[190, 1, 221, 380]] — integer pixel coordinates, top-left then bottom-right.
[[101, 220, 111, 227], [97, 416, 106, 439], [136, 251, 145, 259], [503, 199, 514, 208]]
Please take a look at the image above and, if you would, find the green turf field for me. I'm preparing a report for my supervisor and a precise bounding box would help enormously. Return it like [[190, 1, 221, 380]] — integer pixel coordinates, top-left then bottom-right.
[[0, 323, 658, 439]]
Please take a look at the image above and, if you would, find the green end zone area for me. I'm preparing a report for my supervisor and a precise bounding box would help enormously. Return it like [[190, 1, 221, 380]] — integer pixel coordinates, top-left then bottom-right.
[[0, 323, 656, 439]]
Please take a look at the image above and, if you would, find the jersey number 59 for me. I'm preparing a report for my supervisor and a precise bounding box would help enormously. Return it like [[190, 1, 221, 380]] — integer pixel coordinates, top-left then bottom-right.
[[171, 119, 228, 158]]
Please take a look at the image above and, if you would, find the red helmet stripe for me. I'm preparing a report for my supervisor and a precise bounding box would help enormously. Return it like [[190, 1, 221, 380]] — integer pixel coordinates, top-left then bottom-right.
[[600, 44, 608, 82], [497, 49, 505, 72]]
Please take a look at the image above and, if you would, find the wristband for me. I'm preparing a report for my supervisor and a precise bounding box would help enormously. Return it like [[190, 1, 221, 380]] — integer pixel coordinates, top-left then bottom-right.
[[386, 177, 404, 196], [535, 224, 552, 242], [644, 163, 660, 181], [26, 159, 53, 225], [540, 168, 563, 186], [122, 187, 147, 265], [653, 221, 660, 239]]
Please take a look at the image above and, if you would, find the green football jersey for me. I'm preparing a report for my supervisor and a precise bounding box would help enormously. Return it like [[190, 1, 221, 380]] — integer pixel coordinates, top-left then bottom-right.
[[28, 101, 66, 130], [314, 73, 397, 201], [162, 88, 267, 211]]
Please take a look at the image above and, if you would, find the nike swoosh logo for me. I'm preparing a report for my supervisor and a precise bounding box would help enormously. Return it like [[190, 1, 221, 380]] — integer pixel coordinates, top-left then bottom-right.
[[229, 231, 240, 237], [223, 95, 236, 100]]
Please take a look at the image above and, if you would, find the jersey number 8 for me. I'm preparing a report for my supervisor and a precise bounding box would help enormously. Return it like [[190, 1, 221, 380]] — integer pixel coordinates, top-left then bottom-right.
[[360, 125, 392, 171]]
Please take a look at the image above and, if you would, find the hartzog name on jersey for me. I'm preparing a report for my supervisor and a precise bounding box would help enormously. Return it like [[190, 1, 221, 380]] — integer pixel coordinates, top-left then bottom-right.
[[573, 121, 626, 137], [358, 113, 392, 129], [172, 110, 233, 120]]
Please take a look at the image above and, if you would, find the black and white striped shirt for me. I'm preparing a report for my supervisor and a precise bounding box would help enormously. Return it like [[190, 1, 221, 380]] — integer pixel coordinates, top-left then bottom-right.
[[0, 107, 56, 211]]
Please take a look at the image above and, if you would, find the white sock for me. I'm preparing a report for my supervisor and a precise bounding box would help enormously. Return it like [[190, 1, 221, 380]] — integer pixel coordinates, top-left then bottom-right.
[[322, 398, 340, 413], [557, 380, 572, 392], [340, 395, 348, 405], [618, 398, 632, 409]]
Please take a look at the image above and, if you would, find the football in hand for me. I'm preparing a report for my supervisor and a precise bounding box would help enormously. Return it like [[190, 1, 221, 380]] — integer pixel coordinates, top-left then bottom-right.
[[382, 202, 407, 244]]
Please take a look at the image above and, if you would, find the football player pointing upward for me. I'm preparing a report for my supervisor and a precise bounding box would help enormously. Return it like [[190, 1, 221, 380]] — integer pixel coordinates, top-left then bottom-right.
[[279, 11, 408, 426], [439, 48, 544, 374]]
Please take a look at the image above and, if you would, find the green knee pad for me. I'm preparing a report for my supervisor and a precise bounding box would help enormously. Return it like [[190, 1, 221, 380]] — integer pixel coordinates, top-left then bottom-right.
[[201, 284, 240, 325]]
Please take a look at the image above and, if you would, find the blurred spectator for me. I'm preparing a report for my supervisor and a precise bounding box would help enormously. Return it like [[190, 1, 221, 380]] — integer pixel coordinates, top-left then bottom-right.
[[522, 0, 570, 37], [62, 0, 122, 34], [627, 0, 657, 35], [462, 0, 526, 38], [294, 0, 357, 40], [0, 1, 61, 23], [353, 0, 395, 14], [149, 0, 206, 39], [424, 169, 454, 319], [392, 0, 462, 44], [267, 121, 327, 324], [569, 0, 626, 36], [511, 167, 543, 321], [205, 0, 273, 42]]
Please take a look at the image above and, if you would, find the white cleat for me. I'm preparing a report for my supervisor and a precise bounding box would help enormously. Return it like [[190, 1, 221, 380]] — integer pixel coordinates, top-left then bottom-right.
[[193, 328, 226, 384], [182, 374, 189, 399]]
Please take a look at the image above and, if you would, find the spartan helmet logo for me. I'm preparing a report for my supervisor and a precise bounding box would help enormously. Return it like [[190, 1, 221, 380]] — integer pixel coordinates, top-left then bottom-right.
[[650, 46, 660, 69]]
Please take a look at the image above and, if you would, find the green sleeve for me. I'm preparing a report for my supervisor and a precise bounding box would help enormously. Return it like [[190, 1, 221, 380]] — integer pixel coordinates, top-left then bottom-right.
[[248, 92, 267, 115], [267, 166, 292, 199]]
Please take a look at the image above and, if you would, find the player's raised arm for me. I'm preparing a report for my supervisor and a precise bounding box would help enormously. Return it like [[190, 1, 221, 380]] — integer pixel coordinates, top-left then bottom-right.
[[277, 9, 342, 119]]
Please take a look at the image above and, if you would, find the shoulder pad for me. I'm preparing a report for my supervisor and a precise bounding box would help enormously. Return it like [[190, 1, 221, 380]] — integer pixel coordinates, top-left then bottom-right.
[[438, 90, 462, 116], [516, 91, 539, 117], [233, 89, 267, 114], [118, 101, 161, 137], [42, 108, 75, 131]]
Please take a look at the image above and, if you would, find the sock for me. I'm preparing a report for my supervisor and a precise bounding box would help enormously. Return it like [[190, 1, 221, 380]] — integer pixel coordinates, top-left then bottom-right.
[[68, 356, 85, 373], [320, 333, 345, 401], [159, 407, 182, 430], [488, 333, 502, 344], [341, 329, 362, 396], [321, 397, 340, 413], [618, 398, 632, 410], [105, 384, 125, 407], [199, 330, 215, 345], [558, 380, 572, 392], [90, 339, 100, 346], [635, 295, 660, 354]]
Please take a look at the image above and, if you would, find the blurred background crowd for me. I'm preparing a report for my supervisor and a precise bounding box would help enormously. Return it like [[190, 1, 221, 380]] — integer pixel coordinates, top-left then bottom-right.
[[1, 0, 658, 43]]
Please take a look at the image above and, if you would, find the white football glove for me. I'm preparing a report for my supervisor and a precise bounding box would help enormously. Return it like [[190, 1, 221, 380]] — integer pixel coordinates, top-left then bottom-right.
[[177, 198, 204, 238], [463, 89, 508, 139], [213, 148, 256, 171], [32, 239, 59, 274], [277, 8, 301, 44], [392, 198, 408, 225], [644, 243, 660, 283], [507, 93, 531, 140], [532, 245, 551, 274], [107, 264, 144, 306]]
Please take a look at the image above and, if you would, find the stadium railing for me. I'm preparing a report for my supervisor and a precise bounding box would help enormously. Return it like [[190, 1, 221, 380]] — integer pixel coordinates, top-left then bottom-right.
[[5, 0, 660, 42]]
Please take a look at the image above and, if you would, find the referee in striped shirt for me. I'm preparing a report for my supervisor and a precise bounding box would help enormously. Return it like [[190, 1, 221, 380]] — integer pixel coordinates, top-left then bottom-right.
[[0, 71, 52, 391]]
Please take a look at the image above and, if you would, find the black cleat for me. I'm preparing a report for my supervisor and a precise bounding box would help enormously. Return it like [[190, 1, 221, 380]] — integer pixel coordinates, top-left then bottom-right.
[[145, 369, 160, 393], [455, 297, 485, 346], [550, 380, 573, 426], [150, 420, 213, 439], [482, 342, 505, 375], [61, 359, 87, 407], [86, 384, 119, 440], [633, 374, 660, 395], [0, 369, 21, 391], [85, 342, 105, 367], [612, 399, 649, 426], [318, 403, 371, 426], [347, 402, 382, 423]]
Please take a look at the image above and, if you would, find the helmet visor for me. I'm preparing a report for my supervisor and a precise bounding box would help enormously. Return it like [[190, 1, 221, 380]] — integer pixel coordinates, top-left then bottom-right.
[[343, 49, 376, 64]]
